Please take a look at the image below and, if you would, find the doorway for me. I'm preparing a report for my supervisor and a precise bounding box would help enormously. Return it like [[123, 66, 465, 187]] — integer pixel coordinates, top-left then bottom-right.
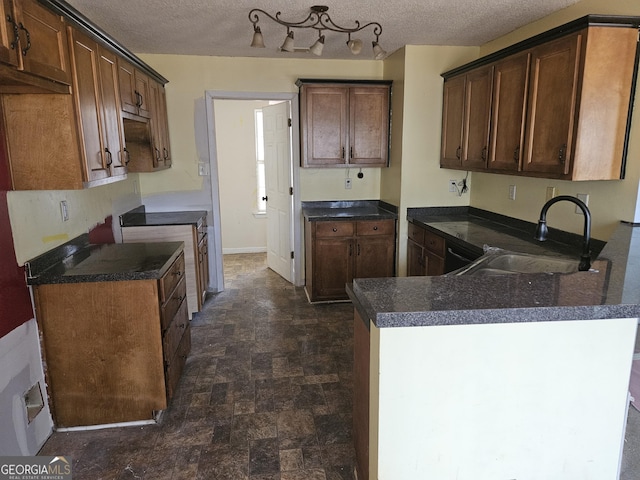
[[204, 91, 303, 292]]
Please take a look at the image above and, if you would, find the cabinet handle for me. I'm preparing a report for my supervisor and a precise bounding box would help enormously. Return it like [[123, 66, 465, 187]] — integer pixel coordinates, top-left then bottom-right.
[[163, 147, 169, 161], [155, 147, 161, 164], [172, 270, 183, 277], [357, 243, 361, 256], [104, 148, 113, 166], [18, 23, 30, 56], [6, 15, 18, 51], [481, 146, 487, 161], [342, 147, 345, 159], [513, 145, 520, 163], [134, 91, 142, 108], [558, 143, 567, 165], [456, 146, 461, 160], [349, 243, 353, 256], [350, 146, 353, 159], [123, 147, 130, 165]]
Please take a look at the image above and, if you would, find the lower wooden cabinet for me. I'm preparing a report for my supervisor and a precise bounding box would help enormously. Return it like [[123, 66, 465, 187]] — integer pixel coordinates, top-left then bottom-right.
[[33, 252, 190, 428], [305, 218, 396, 302], [407, 222, 446, 276]]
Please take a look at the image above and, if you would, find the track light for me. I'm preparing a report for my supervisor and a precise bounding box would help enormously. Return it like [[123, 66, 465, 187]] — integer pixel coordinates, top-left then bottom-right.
[[250, 25, 265, 48], [248, 6, 386, 59], [280, 31, 295, 52]]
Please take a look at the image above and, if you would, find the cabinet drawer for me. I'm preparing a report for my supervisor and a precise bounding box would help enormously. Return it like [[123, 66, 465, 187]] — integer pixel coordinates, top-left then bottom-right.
[[356, 219, 395, 236], [160, 277, 186, 332], [408, 222, 425, 245], [315, 221, 354, 237], [163, 298, 189, 361], [160, 253, 185, 303], [424, 230, 446, 257]]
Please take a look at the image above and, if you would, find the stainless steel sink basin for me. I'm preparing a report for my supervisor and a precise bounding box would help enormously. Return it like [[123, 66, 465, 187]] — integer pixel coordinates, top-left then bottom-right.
[[453, 251, 580, 276]]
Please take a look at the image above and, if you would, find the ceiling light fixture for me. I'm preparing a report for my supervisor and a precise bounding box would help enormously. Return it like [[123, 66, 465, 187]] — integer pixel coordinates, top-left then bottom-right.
[[248, 5, 386, 59]]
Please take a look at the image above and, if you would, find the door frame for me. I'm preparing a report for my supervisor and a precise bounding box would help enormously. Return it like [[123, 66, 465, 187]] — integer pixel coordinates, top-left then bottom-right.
[[204, 90, 303, 289]]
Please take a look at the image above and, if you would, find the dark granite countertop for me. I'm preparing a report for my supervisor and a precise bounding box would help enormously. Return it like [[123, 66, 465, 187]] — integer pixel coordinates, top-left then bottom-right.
[[302, 200, 398, 221], [120, 205, 207, 227], [348, 207, 640, 328], [26, 234, 184, 285]]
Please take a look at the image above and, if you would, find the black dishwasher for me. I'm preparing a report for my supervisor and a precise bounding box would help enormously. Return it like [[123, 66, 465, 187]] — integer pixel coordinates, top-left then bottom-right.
[[444, 241, 482, 273]]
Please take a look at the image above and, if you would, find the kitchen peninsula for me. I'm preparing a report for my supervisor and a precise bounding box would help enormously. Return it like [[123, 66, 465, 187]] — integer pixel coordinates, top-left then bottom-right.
[[349, 208, 640, 480], [26, 235, 190, 428]]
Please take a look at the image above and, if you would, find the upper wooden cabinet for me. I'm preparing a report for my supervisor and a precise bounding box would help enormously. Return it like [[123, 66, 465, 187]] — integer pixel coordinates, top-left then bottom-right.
[[0, 0, 172, 189], [441, 15, 640, 181], [118, 59, 151, 119], [298, 79, 392, 168], [69, 28, 126, 184], [441, 66, 492, 170]]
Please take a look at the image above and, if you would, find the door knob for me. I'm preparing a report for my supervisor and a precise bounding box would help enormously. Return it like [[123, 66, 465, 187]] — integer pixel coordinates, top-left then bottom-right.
[[262, 196, 268, 201]]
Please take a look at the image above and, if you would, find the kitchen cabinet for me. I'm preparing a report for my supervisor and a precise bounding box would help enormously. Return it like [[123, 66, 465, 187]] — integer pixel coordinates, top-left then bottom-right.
[[33, 251, 190, 427], [121, 212, 209, 318], [487, 52, 530, 172], [0, 0, 172, 189], [441, 15, 640, 181], [407, 222, 445, 276], [304, 218, 395, 302], [68, 28, 126, 183], [298, 80, 392, 168], [440, 65, 492, 170], [148, 80, 172, 167], [118, 58, 151, 118], [0, 0, 71, 88]]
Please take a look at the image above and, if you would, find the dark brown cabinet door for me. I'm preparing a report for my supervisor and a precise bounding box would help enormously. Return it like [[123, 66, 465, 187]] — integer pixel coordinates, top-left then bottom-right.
[[523, 32, 582, 176], [462, 65, 492, 170], [355, 236, 395, 279], [424, 250, 445, 276], [407, 239, 426, 276], [301, 86, 348, 167], [349, 86, 390, 166], [313, 237, 353, 300], [18, 0, 71, 84], [69, 29, 109, 184], [0, 0, 19, 68], [488, 52, 530, 172], [440, 75, 465, 168]]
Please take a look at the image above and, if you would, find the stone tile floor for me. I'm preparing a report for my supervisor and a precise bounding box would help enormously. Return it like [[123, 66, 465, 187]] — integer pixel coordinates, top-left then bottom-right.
[[39, 253, 356, 479]]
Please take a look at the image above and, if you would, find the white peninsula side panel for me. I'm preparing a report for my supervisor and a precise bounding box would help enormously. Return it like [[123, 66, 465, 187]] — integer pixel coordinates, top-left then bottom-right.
[[371, 317, 637, 480]]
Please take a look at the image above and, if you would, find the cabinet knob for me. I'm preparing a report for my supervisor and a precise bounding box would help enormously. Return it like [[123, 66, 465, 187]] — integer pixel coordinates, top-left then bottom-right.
[[373, 226, 378, 231], [332, 227, 337, 232]]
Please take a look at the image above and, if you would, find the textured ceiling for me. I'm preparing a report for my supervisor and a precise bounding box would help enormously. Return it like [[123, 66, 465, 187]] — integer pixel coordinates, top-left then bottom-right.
[[65, 0, 580, 60]]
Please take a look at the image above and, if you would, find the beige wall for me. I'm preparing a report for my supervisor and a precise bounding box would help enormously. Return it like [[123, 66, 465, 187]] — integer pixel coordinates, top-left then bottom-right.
[[137, 54, 384, 202], [470, 0, 640, 241], [382, 45, 479, 275], [8, 177, 141, 265], [214, 99, 269, 252]]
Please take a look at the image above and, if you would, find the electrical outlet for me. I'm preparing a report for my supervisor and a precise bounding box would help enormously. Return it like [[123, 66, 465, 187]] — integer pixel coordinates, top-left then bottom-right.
[[508, 185, 516, 201], [345, 178, 352, 189], [576, 193, 589, 214], [60, 200, 69, 222], [449, 180, 457, 192]]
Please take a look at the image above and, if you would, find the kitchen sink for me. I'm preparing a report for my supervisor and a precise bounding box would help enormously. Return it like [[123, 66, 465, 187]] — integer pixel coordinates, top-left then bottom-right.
[[453, 251, 580, 276]]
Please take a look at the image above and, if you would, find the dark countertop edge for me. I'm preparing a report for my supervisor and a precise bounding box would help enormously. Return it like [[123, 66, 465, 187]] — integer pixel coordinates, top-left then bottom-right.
[[119, 205, 208, 227], [302, 200, 398, 221], [349, 279, 640, 329], [27, 242, 185, 285]]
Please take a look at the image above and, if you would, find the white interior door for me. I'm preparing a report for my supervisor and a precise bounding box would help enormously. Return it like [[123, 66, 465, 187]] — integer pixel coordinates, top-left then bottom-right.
[[262, 101, 293, 282]]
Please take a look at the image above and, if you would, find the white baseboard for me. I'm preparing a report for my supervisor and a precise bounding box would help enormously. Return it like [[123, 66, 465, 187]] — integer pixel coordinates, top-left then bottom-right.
[[222, 247, 267, 254]]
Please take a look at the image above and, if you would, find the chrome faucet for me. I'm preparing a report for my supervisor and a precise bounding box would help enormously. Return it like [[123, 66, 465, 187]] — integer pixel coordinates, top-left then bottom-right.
[[534, 195, 591, 271]]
